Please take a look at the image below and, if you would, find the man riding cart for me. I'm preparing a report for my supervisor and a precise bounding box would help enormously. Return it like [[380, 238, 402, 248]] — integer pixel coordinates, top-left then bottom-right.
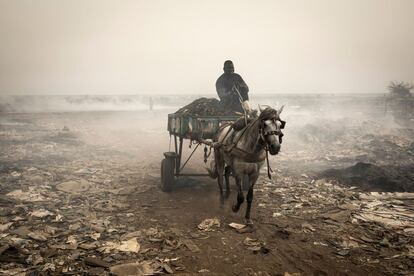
[[162, 60, 286, 205], [216, 60, 252, 114]]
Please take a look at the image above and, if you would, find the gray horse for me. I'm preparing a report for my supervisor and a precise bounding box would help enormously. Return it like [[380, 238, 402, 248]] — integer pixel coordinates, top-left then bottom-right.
[[209, 107, 285, 225]]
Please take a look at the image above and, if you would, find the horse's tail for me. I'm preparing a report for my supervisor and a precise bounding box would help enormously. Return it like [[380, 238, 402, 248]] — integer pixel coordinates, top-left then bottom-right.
[[206, 160, 218, 179]]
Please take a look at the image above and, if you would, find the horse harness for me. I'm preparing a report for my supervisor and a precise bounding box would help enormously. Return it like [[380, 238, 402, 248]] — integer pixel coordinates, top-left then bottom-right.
[[215, 116, 284, 179]]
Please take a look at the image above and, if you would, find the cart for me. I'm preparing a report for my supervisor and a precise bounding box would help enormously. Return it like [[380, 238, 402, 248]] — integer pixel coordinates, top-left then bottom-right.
[[161, 113, 239, 192]]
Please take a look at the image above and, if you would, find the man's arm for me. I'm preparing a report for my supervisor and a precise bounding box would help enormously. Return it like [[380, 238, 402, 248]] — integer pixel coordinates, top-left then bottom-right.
[[232, 74, 251, 112], [236, 74, 249, 101]]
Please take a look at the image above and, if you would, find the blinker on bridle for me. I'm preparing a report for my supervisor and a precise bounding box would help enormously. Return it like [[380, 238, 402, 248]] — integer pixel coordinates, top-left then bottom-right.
[[259, 118, 285, 144]]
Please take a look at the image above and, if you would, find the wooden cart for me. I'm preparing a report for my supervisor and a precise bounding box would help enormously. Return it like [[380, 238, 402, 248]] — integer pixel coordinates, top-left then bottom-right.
[[161, 113, 239, 192]]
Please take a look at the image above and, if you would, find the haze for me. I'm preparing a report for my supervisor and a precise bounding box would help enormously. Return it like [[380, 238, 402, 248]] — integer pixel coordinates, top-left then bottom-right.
[[1, 0, 413, 95]]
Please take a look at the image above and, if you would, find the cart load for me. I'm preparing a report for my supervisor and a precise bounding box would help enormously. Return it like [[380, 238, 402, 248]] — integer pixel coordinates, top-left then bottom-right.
[[175, 97, 239, 116], [169, 97, 240, 140]]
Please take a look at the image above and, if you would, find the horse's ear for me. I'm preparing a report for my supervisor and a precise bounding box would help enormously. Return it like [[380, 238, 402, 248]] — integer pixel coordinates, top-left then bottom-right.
[[277, 105, 285, 116], [258, 105, 264, 113]]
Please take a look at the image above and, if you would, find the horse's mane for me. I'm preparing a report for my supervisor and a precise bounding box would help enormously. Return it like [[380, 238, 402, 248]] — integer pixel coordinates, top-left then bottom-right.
[[240, 108, 278, 143], [230, 107, 278, 135], [259, 108, 278, 120]]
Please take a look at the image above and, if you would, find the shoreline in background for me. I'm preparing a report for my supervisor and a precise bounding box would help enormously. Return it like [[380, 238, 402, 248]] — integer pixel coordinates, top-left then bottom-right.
[[0, 93, 388, 114], [0, 92, 387, 97]]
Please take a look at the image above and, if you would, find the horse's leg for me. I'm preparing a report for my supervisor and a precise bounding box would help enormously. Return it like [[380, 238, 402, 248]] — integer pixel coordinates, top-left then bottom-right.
[[245, 171, 259, 225], [232, 175, 244, 213], [224, 166, 231, 198], [214, 148, 225, 203]]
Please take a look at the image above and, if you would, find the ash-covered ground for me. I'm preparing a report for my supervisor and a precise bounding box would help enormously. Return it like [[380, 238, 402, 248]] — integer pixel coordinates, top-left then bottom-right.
[[0, 94, 413, 275]]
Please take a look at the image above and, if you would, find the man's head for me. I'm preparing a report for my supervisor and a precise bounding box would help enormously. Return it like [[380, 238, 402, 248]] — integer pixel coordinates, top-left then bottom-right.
[[223, 60, 234, 73]]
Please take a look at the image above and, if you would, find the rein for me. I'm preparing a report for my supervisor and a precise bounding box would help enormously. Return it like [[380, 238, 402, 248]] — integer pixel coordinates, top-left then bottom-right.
[[265, 146, 273, 179], [259, 119, 274, 179], [223, 117, 260, 154]]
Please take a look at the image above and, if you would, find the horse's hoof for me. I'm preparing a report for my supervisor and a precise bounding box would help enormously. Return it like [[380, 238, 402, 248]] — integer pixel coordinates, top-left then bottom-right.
[[232, 204, 240, 213], [245, 218, 254, 226]]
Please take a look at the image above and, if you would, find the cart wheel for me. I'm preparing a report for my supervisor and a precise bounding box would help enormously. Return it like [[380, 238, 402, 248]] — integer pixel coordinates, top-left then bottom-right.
[[161, 157, 175, 192]]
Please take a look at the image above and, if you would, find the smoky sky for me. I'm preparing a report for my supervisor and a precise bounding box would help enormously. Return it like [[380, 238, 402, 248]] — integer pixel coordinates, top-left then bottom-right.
[[0, 0, 413, 95]]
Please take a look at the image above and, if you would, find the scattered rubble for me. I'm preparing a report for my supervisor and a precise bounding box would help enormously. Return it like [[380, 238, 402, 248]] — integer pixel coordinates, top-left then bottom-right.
[[182, 239, 200, 253], [242, 237, 270, 254], [56, 179, 91, 193], [6, 189, 46, 202], [197, 218, 221, 231], [110, 261, 157, 276], [84, 256, 110, 268], [100, 237, 141, 253], [30, 209, 54, 218], [321, 162, 414, 192], [0, 106, 413, 274]]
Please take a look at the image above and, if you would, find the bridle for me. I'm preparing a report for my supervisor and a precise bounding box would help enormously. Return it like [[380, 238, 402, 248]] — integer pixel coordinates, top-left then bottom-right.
[[258, 117, 285, 146], [219, 111, 286, 179], [258, 117, 285, 179]]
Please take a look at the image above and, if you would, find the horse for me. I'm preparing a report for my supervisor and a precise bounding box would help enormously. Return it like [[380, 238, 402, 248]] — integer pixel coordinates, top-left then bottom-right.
[[210, 106, 285, 225]]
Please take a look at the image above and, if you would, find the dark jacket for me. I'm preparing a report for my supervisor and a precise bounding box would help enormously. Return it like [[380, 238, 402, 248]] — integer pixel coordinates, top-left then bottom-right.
[[216, 73, 249, 112]]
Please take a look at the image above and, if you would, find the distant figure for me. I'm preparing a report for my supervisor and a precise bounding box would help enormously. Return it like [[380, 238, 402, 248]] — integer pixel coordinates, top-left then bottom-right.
[[215, 60, 251, 113]]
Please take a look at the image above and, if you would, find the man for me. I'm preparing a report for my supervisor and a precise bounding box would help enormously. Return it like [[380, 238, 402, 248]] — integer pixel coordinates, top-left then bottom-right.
[[216, 60, 251, 113]]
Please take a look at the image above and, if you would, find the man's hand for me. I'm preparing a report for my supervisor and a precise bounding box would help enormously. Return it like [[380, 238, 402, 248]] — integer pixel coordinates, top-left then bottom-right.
[[242, 100, 251, 112]]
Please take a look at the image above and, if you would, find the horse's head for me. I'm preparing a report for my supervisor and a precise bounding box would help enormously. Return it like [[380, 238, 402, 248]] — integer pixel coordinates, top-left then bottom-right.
[[258, 106, 285, 155]]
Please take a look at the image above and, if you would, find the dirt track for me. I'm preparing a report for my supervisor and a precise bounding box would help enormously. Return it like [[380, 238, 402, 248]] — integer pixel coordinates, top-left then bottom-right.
[[0, 110, 413, 275]]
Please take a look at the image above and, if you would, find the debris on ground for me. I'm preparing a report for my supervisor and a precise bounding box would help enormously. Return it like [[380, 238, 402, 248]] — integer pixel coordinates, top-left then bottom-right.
[[228, 222, 246, 230], [30, 209, 54, 218], [84, 257, 110, 268], [242, 237, 270, 254], [197, 218, 221, 231], [284, 272, 302, 276], [100, 237, 140, 253], [1, 101, 413, 275], [56, 179, 91, 193], [243, 237, 260, 248], [6, 189, 46, 202], [182, 239, 200, 253], [321, 162, 414, 192], [228, 223, 255, 234], [110, 261, 157, 276]]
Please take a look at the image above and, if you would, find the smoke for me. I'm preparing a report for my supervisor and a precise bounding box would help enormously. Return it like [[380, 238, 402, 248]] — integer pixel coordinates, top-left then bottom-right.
[[1, 92, 410, 188], [0, 94, 201, 113]]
